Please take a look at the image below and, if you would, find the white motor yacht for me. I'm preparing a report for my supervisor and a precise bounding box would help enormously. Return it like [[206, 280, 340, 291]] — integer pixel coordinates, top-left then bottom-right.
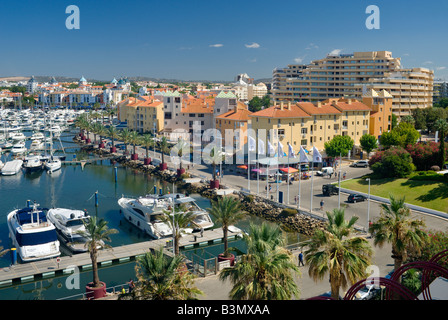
[[46, 208, 91, 253], [117, 193, 213, 239], [7, 203, 60, 262], [30, 139, 45, 151], [23, 155, 43, 172], [45, 157, 61, 173], [10, 142, 27, 155], [30, 132, 45, 140]]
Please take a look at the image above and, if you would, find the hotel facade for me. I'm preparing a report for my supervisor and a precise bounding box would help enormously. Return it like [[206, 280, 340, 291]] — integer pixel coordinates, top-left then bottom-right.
[[272, 51, 433, 119]]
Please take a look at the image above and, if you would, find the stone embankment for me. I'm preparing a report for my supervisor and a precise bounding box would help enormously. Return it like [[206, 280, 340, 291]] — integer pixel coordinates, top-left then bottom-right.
[[75, 136, 325, 236]]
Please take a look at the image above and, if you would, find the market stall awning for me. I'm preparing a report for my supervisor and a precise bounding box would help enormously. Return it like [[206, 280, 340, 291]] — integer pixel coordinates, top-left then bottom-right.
[[237, 165, 248, 169], [279, 167, 298, 173]]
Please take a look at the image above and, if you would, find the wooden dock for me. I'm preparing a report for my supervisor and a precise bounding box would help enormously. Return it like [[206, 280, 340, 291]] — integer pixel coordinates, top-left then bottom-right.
[[61, 155, 116, 169], [0, 228, 242, 287]]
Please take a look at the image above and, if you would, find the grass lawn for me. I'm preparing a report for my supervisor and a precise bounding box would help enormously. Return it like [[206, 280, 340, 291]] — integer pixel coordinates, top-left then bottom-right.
[[340, 176, 448, 213]]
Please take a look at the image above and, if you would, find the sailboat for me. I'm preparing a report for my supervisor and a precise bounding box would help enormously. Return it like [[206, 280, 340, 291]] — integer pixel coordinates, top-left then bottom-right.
[[44, 131, 61, 173]]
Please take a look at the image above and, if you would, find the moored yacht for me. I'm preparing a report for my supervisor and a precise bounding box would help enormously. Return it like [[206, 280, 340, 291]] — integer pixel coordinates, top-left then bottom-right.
[[7, 203, 60, 262], [10, 142, 27, 155], [46, 208, 91, 253], [23, 155, 43, 172], [44, 156, 61, 173], [117, 193, 213, 239]]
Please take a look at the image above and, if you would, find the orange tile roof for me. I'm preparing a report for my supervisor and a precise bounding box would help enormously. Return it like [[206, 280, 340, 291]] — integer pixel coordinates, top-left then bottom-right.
[[180, 97, 215, 113], [250, 104, 312, 118], [216, 108, 252, 121], [331, 99, 371, 111], [296, 102, 341, 115]]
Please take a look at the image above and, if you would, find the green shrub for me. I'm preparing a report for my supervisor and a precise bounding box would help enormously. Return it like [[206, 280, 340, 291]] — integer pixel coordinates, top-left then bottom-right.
[[279, 208, 298, 218], [371, 147, 415, 178]]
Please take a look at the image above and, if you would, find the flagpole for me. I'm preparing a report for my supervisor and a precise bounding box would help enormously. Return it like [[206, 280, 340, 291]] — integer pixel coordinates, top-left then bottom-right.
[[248, 145, 250, 192], [310, 156, 314, 213], [257, 152, 260, 195]]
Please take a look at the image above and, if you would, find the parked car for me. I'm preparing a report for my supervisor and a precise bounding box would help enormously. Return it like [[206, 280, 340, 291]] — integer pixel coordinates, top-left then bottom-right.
[[354, 285, 380, 300], [351, 160, 369, 168], [347, 194, 367, 203], [322, 184, 339, 196]]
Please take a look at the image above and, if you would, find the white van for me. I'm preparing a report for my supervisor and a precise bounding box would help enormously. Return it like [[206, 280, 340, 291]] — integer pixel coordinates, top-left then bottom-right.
[[317, 167, 334, 176]]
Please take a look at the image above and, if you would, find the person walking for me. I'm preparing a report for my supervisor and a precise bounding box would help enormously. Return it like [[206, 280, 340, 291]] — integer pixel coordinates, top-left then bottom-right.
[[320, 200, 324, 211], [298, 251, 305, 266]]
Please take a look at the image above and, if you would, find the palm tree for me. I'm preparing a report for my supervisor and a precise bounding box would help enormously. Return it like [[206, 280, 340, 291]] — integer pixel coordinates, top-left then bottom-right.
[[107, 125, 120, 152], [369, 195, 428, 273], [128, 130, 140, 159], [119, 128, 132, 154], [160, 204, 196, 256], [159, 136, 170, 170], [172, 138, 189, 174], [129, 247, 203, 300], [206, 196, 245, 258], [139, 134, 153, 160], [77, 216, 118, 288], [209, 146, 223, 182], [434, 119, 448, 168], [304, 208, 373, 300], [219, 222, 300, 300]]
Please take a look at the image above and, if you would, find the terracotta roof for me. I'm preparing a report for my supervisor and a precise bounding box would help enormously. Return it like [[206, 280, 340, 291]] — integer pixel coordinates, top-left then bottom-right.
[[294, 102, 340, 116], [216, 108, 252, 121], [331, 99, 371, 111], [250, 104, 312, 118]]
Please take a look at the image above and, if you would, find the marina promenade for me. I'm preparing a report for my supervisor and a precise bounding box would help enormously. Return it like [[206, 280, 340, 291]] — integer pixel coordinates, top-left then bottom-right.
[[0, 228, 242, 287]]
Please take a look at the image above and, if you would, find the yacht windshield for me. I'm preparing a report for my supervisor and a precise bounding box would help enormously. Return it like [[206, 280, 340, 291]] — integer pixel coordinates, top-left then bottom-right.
[[15, 230, 58, 246], [66, 218, 88, 227]]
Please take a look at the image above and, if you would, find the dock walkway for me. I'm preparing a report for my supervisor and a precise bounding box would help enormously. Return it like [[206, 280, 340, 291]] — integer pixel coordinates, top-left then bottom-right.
[[0, 228, 241, 286]]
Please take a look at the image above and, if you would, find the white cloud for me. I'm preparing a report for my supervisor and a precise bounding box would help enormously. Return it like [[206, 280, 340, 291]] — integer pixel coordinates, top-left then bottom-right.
[[209, 44, 223, 48], [423, 61, 434, 65], [436, 66, 447, 71], [306, 43, 319, 50], [249, 58, 257, 63], [329, 49, 342, 55], [245, 42, 260, 49], [294, 57, 305, 63]]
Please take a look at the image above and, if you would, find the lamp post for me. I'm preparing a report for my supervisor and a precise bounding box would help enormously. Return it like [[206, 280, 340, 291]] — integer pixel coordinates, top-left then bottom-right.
[[366, 178, 371, 233]]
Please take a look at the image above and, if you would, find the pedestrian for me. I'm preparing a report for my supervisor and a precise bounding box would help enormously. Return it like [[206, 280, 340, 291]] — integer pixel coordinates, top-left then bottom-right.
[[294, 195, 298, 204], [320, 200, 324, 211], [343, 171, 346, 180], [121, 286, 126, 294], [128, 279, 135, 293], [200, 227, 204, 238], [329, 173, 333, 179], [298, 251, 305, 266]]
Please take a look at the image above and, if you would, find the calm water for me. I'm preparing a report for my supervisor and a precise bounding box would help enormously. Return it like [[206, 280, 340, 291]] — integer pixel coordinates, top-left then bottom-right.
[[0, 129, 304, 300]]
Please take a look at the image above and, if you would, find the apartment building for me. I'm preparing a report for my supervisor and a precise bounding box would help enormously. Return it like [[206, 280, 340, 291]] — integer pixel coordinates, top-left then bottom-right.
[[361, 89, 393, 138], [249, 93, 390, 154], [215, 101, 252, 148], [433, 80, 448, 104], [272, 51, 400, 103], [352, 68, 434, 117], [118, 96, 164, 133]]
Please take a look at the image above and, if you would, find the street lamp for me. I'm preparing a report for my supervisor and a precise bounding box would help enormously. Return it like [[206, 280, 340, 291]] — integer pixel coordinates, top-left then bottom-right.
[[366, 178, 371, 233]]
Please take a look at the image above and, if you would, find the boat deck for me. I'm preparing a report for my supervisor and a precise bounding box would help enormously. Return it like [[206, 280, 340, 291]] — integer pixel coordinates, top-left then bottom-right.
[[0, 227, 242, 286]]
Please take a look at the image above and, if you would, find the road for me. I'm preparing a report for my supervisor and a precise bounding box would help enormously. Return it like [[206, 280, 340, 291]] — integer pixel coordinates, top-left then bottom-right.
[[88, 135, 448, 299]]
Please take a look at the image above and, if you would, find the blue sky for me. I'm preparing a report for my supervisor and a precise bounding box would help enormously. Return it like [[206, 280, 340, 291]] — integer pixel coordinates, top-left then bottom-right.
[[0, 0, 447, 81]]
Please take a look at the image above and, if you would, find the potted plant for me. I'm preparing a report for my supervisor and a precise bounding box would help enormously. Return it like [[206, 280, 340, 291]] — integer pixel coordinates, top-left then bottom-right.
[[206, 196, 245, 265], [139, 134, 153, 165], [207, 146, 223, 189], [172, 138, 188, 177], [159, 136, 169, 171], [77, 216, 118, 299], [107, 126, 119, 153], [128, 130, 140, 161]]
